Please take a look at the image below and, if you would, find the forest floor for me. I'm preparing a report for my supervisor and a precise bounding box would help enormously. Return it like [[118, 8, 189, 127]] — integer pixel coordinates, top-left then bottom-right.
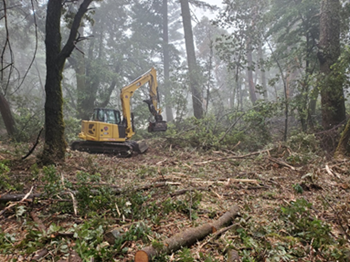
[[0, 138, 349, 261]]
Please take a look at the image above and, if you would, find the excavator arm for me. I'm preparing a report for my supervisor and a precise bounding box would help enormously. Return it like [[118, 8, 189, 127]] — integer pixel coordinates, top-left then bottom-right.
[[120, 67, 167, 139]]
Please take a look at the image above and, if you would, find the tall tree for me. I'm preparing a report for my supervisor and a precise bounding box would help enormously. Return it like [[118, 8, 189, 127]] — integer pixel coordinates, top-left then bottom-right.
[[42, 0, 94, 164], [180, 0, 203, 119], [0, 1, 20, 138], [318, 0, 346, 129], [162, 0, 174, 122]]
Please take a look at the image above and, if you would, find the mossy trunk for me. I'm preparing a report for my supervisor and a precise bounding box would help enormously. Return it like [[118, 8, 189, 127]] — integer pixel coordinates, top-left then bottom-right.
[[334, 119, 350, 158], [41, 0, 93, 165], [318, 0, 346, 129], [41, 0, 67, 165]]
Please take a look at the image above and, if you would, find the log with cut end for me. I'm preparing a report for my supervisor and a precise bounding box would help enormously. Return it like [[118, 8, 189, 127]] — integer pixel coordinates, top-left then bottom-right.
[[134, 205, 239, 262], [227, 249, 240, 262]]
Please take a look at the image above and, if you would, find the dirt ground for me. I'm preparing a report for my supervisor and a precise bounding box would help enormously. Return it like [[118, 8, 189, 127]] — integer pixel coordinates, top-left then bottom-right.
[[0, 139, 349, 261]]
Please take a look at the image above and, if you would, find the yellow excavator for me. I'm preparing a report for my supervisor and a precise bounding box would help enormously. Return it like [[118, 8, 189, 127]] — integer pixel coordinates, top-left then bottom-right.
[[71, 67, 167, 157]]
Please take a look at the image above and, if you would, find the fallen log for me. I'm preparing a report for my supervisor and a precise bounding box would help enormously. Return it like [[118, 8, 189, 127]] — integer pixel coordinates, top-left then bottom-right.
[[0, 193, 41, 203], [170, 187, 209, 197], [134, 205, 239, 262]]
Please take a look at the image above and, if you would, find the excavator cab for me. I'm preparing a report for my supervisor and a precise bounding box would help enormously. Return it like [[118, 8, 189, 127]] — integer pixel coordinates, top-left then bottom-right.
[[92, 108, 121, 125]]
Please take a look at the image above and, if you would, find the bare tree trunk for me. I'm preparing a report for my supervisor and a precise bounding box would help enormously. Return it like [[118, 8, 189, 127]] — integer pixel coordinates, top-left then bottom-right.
[[205, 40, 213, 114], [180, 0, 203, 119], [258, 43, 267, 100], [0, 93, 16, 137], [162, 0, 173, 122], [246, 39, 257, 104], [318, 0, 345, 129], [69, 52, 87, 119]]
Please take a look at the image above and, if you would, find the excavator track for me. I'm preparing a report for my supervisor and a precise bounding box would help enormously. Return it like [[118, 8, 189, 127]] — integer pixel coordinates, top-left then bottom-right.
[[71, 141, 136, 158]]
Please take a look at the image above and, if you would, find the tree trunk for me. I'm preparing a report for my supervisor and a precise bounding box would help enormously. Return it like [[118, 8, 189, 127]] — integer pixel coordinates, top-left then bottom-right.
[[318, 0, 345, 129], [307, 86, 319, 130], [0, 93, 16, 137], [334, 118, 350, 158], [258, 43, 267, 100], [180, 0, 203, 119], [42, 0, 93, 165], [246, 39, 257, 104], [69, 53, 87, 120], [163, 0, 173, 122]]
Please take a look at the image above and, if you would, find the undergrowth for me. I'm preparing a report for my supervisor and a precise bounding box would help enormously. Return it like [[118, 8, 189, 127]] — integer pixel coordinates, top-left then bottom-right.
[[0, 136, 348, 261]]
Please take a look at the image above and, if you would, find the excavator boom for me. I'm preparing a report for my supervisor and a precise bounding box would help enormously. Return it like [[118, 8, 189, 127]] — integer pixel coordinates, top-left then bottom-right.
[[120, 67, 167, 137]]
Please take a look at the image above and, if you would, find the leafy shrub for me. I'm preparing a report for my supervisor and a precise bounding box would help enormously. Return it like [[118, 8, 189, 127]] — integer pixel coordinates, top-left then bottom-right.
[[287, 132, 318, 152], [42, 165, 62, 197], [64, 116, 81, 143], [75, 171, 114, 215], [280, 198, 333, 249], [0, 162, 13, 191]]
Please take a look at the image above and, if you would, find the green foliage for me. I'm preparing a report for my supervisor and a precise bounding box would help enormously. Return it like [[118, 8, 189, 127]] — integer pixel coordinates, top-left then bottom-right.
[[113, 222, 151, 252], [0, 162, 13, 191], [73, 219, 150, 260], [280, 198, 333, 249], [115, 190, 150, 220], [73, 219, 113, 261], [292, 184, 303, 194], [240, 100, 280, 148], [177, 247, 195, 262], [0, 230, 16, 253], [64, 116, 81, 143], [75, 171, 114, 216], [16, 223, 65, 255], [11, 95, 44, 142], [165, 100, 282, 151], [231, 199, 346, 261], [42, 165, 62, 197], [162, 191, 202, 220], [287, 132, 318, 152]]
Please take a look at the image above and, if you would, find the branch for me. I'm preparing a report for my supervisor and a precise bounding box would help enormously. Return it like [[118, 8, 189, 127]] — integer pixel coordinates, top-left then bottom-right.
[[21, 127, 44, 160], [0, 187, 34, 216], [59, 0, 94, 64]]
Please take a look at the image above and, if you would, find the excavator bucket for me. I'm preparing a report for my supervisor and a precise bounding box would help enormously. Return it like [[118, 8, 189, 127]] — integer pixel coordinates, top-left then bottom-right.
[[148, 120, 167, 132], [130, 140, 149, 154]]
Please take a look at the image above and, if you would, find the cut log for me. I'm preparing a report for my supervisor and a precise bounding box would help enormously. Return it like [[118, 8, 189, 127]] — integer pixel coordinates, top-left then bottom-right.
[[134, 205, 239, 262], [227, 249, 240, 262]]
